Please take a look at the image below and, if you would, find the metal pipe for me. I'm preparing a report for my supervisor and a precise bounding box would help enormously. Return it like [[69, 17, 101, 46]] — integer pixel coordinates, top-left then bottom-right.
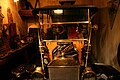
[[39, 21, 89, 25], [85, 8, 92, 68], [38, 11, 45, 71]]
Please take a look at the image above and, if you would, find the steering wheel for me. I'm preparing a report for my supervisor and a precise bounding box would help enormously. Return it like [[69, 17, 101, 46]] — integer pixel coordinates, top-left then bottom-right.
[[52, 25, 65, 35]]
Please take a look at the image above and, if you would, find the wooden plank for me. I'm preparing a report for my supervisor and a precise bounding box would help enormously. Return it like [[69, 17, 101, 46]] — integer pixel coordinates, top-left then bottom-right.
[[18, 10, 33, 17]]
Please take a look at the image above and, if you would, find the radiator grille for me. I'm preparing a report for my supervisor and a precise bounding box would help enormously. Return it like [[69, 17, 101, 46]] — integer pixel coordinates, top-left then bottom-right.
[[48, 67, 80, 80]]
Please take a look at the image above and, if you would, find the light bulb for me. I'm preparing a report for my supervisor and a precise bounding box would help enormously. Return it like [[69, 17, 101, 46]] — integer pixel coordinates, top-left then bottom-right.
[[14, 0, 19, 2], [53, 9, 63, 14]]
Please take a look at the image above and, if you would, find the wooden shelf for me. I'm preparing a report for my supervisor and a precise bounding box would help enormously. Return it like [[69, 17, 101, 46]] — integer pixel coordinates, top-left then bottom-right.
[[18, 10, 34, 17]]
